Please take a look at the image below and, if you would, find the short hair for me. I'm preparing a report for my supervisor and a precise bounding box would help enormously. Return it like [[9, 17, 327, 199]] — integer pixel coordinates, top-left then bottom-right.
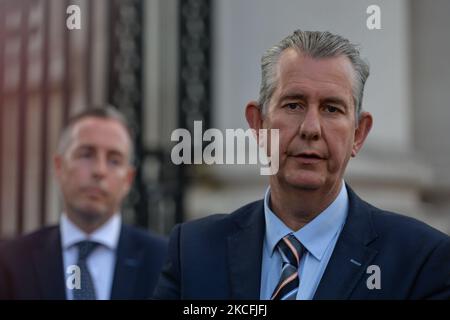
[[57, 106, 135, 163], [258, 30, 370, 120]]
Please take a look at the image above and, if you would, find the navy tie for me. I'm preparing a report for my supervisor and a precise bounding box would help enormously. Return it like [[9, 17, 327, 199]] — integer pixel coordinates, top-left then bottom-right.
[[73, 240, 99, 300], [271, 234, 305, 300]]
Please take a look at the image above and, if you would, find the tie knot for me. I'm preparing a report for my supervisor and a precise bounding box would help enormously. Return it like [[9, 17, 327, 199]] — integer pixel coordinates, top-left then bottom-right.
[[76, 240, 99, 261], [277, 234, 304, 268]]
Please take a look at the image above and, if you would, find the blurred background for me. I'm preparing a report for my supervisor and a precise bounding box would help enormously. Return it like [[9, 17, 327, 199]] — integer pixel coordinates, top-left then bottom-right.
[[0, 0, 449, 239]]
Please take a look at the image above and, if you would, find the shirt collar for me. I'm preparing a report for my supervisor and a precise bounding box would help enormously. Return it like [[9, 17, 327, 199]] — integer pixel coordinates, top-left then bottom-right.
[[60, 213, 122, 251], [264, 182, 348, 260]]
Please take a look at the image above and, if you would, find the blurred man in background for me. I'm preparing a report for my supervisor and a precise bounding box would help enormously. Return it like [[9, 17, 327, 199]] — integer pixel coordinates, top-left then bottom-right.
[[0, 106, 167, 299]]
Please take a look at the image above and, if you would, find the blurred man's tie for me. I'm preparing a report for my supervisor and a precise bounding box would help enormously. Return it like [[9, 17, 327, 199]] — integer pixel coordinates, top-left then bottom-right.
[[73, 240, 99, 300]]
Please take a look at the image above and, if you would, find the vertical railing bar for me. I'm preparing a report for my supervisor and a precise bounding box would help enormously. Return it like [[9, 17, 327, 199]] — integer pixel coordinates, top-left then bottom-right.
[[39, 0, 50, 226], [62, 0, 71, 125], [85, 0, 94, 108], [0, 1, 6, 235], [16, 0, 31, 235]]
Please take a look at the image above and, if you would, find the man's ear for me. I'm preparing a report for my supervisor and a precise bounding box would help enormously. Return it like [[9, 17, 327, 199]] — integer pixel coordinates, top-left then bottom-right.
[[352, 111, 373, 157], [123, 166, 136, 195], [53, 154, 63, 179], [245, 101, 264, 140]]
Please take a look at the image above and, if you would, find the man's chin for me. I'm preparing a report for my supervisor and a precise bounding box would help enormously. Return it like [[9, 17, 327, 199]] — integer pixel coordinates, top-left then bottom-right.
[[74, 205, 108, 223], [281, 172, 325, 190]]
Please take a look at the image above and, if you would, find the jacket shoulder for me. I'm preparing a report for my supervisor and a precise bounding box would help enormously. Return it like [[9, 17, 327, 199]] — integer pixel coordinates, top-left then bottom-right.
[[369, 205, 449, 244], [0, 226, 58, 258], [121, 224, 168, 251], [178, 200, 263, 235]]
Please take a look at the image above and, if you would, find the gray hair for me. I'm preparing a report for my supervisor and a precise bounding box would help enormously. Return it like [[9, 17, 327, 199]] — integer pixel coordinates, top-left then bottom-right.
[[57, 106, 135, 164], [258, 30, 370, 120]]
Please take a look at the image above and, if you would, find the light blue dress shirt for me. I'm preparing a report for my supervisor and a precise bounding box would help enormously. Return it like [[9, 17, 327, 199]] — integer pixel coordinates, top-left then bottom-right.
[[260, 183, 349, 300], [60, 213, 121, 300]]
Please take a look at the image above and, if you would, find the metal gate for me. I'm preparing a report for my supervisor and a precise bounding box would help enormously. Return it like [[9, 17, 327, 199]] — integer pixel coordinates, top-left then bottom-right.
[[0, 0, 114, 238]]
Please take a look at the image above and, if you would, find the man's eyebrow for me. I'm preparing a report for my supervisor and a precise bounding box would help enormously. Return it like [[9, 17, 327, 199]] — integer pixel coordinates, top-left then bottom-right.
[[75, 144, 126, 156], [108, 150, 126, 158], [74, 144, 94, 151], [322, 96, 349, 108], [279, 94, 348, 106], [279, 94, 308, 103]]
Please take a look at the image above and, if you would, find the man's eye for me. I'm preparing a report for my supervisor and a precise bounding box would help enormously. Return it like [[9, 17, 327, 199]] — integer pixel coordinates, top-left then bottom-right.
[[109, 158, 122, 166], [285, 103, 302, 110], [78, 151, 93, 158], [325, 105, 339, 113]]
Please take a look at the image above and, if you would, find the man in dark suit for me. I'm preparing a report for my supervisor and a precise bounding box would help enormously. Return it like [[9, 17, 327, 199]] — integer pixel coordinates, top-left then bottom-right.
[[0, 107, 167, 299], [153, 30, 450, 300]]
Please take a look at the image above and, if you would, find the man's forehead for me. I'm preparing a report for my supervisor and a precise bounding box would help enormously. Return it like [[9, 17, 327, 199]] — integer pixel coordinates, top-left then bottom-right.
[[278, 49, 355, 81], [275, 49, 355, 102], [72, 117, 126, 135], [69, 117, 131, 152]]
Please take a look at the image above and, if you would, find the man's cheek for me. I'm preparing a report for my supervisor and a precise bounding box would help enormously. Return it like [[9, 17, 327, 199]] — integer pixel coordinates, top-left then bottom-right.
[[279, 133, 293, 154]]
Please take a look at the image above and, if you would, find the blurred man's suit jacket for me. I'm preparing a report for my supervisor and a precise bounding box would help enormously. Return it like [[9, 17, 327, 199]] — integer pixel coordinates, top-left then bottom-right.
[[0, 224, 167, 299]]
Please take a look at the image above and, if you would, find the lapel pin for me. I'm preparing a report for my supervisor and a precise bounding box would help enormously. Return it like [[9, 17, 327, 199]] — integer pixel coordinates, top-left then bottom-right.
[[350, 259, 362, 266]]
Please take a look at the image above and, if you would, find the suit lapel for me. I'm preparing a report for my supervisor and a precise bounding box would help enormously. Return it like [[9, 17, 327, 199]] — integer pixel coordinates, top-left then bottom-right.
[[32, 227, 66, 299], [228, 201, 265, 299], [313, 185, 379, 299], [110, 226, 142, 299]]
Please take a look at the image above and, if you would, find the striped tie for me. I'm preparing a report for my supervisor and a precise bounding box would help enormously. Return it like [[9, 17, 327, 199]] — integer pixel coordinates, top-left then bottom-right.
[[271, 234, 304, 300]]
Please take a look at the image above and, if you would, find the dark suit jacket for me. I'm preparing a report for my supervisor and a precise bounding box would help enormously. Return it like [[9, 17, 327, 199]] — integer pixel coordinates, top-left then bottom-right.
[[153, 186, 450, 299], [0, 224, 167, 299]]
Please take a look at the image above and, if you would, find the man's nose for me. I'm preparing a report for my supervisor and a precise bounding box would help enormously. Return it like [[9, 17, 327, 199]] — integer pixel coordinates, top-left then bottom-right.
[[299, 107, 321, 140], [92, 155, 107, 178]]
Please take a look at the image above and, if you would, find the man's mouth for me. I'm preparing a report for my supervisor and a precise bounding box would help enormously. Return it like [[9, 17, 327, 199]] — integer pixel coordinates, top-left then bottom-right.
[[290, 151, 325, 164], [297, 152, 323, 159], [83, 187, 107, 198]]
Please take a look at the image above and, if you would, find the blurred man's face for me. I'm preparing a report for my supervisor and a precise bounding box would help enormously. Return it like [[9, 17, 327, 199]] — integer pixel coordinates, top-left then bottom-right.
[[247, 49, 371, 195], [54, 117, 135, 230]]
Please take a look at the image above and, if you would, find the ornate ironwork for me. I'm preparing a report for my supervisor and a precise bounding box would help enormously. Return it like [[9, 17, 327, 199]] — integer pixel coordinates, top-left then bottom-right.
[[107, 0, 213, 233], [108, 0, 148, 228], [179, 0, 211, 132]]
